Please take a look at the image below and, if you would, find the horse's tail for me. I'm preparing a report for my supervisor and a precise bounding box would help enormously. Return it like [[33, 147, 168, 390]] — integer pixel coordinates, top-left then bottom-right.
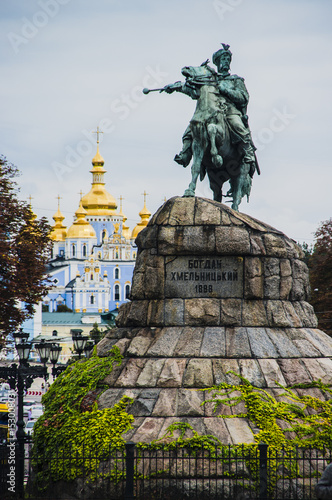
[[230, 164, 252, 210]]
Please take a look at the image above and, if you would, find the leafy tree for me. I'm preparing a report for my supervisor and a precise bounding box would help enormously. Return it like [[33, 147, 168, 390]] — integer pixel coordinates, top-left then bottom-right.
[[0, 156, 52, 343], [297, 241, 313, 267], [89, 322, 105, 344], [56, 304, 73, 313], [308, 218, 332, 336]]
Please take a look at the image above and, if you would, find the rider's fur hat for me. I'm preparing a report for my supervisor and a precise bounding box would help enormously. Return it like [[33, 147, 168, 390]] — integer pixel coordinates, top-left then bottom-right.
[[212, 43, 232, 66]]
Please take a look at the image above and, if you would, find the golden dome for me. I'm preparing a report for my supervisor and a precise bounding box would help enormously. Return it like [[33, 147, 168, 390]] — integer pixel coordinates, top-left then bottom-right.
[[131, 192, 151, 239], [27, 195, 38, 222], [67, 202, 96, 239], [139, 204, 151, 219], [50, 197, 67, 241], [91, 146, 105, 166], [122, 218, 131, 240], [80, 144, 117, 216]]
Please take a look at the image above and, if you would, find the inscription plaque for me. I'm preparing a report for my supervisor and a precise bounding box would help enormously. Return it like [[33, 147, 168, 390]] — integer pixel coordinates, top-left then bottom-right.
[[165, 256, 243, 298]]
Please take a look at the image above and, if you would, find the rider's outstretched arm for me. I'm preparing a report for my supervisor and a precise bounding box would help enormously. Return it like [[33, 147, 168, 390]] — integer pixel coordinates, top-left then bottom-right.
[[163, 81, 199, 100], [162, 81, 183, 93]]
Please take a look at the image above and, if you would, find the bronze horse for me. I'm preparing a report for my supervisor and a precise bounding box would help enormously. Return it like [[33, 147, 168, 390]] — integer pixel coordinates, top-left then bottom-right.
[[180, 64, 254, 211]]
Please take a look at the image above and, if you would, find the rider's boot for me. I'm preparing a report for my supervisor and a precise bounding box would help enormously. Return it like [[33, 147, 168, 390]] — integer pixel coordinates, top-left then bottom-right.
[[174, 130, 193, 167], [241, 138, 256, 174], [174, 147, 192, 168]]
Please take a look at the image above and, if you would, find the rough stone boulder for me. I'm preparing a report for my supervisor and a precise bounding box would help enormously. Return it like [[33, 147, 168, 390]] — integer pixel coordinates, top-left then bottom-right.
[[96, 197, 332, 444]]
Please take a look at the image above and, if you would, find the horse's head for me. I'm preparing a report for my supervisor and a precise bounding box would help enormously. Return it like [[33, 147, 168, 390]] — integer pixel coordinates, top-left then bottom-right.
[[181, 64, 214, 81]]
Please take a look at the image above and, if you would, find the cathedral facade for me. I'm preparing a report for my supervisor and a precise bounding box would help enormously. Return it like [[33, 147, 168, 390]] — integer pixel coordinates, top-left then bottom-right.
[[44, 138, 150, 320]]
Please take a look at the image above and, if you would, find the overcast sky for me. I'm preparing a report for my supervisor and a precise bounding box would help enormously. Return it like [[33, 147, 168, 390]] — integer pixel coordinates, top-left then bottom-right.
[[1, 0, 331, 245]]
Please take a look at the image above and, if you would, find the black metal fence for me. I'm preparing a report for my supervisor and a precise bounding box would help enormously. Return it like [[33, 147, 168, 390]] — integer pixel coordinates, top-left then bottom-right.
[[1, 441, 331, 499]]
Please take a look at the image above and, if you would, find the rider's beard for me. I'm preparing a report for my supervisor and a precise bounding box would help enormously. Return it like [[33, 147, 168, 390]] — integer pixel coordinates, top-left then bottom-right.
[[220, 63, 230, 76]]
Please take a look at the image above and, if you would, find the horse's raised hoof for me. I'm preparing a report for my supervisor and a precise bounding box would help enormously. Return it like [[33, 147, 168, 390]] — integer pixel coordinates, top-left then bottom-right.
[[212, 154, 223, 169], [174, 154, 188, 168], [183, 188, 195, 197]]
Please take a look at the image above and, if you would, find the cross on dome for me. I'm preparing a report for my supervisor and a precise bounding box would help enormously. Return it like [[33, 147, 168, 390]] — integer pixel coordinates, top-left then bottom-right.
[[142, 191, 149, 206], [56, 195, 62, 208], [92, 126, 104, 144]]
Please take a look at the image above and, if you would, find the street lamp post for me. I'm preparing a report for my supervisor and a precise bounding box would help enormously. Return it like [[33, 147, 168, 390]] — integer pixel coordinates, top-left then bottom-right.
[[0, 336, 47, 498], [0, 332, 65, 497], [49, 343, 66, 378], [35, 339, 51, 369], [71, 330, 88, 359], [13, 328, 29, 345]]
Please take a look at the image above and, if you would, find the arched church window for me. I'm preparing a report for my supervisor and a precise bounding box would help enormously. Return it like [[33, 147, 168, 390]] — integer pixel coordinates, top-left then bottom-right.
[[102, 230, 107, 242], [83, 244, 87, 257], [90, 274, 93, 281], [114, 284, 120, 301], [90, 295, 94, 305], [115, 268, 119, 279], [125, 284, 130, 299], [72, 245, 76, 257]]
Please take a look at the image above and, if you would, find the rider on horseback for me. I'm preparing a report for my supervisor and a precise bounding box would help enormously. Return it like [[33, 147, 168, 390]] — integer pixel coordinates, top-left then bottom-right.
[[164, 44, 259, 180]]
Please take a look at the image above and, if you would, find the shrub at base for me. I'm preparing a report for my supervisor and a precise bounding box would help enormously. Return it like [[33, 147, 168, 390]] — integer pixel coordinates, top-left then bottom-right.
[[32, 346, 134, 485]]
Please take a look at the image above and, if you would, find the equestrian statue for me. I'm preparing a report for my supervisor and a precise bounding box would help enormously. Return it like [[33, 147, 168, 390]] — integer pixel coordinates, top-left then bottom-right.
[[143, 44, 260, 211]]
